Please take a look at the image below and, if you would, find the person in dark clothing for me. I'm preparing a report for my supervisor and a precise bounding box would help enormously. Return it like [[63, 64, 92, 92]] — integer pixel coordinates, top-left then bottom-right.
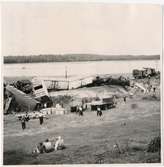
[[99, 110, 102, 117], [79, 107, 83, 116], [25, 112, 30, 122], [76, 105, 80, 114], [153, 87, 156, 92], [39, 114, 44, 125], [123, 96, 127, 103], [97, 107, 102, 117], [21, 116, 26, 130], [80, 110, 83, 116], [97, 108, 100, 116]]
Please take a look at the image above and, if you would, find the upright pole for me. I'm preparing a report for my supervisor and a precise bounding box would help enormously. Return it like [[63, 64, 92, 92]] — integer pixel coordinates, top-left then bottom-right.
[[65, 66, 68, 79]]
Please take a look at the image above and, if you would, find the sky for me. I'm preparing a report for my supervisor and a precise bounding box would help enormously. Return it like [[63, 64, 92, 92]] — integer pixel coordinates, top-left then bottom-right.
[[1, 2, 162, 56]]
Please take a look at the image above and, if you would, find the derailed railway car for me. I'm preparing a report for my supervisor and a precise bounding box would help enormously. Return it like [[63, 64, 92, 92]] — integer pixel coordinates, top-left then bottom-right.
[[5, 85, 40, 113], [91, 75, 130, 87]]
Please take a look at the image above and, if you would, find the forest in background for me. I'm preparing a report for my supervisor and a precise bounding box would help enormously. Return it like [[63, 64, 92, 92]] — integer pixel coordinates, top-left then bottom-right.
[[4, 54, 160, 64]]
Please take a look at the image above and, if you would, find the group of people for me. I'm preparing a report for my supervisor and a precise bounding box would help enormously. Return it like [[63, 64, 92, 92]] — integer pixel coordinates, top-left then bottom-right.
[[32, 136, 65, 155], [20, 112, 44, 130], [76, 105, 103, 117]]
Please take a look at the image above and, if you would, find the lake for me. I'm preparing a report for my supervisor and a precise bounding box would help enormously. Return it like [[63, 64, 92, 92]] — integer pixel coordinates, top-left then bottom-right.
[[4, 60, 160, 78]]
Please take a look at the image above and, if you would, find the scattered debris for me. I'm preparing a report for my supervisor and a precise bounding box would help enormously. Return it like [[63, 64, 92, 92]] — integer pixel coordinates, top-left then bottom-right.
[[134, 82, 146, 93], [12, 80, 33, 94], [3, 69, 160, 116]]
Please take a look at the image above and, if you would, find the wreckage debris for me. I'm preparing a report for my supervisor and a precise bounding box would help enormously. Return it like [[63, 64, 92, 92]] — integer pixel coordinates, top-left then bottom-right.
[[3, 69, 160, 116], [91, 75, 130, 87], [12, 80, 33, 94], [133, 68, 159, 79]]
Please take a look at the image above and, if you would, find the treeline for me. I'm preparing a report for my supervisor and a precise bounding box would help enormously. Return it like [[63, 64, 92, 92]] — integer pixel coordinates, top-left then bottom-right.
[[4, 54, 160, 64]]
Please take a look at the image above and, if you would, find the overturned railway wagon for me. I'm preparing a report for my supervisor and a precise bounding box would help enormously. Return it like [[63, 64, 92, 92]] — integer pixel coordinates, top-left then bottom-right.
[[5, 85, 40, 112], [32, 77, 53, 107], [43, 76, 94, 91]]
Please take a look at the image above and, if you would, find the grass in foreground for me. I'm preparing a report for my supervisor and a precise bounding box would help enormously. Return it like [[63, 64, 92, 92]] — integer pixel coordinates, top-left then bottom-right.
[[4, 92, 161, 164]]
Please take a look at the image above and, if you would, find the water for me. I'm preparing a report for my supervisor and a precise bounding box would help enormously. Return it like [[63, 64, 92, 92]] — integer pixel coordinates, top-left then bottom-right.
[[4, 60, 160, 77]]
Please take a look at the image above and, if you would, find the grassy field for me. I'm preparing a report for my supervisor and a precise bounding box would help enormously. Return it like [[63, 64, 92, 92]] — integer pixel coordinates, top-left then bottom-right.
[[3, 88, 161, 164]]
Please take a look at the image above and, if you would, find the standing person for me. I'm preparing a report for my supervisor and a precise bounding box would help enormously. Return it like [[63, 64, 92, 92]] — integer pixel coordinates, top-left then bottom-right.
[[76, 105, 79, 114], [25, 112, 30, 122], [99, 109, 102, 117], [81, 109, 83, 116], [39, 113, 44, 125], [153, 87, 156, 92], [97, 107, 100, 116], [82, 103, 85, 112], [21, 116, 26, 130], [97, 107, 102, 116], [44, 103, 47, 108], [79, 106, 83, 116], [123, 96, 127, 103]]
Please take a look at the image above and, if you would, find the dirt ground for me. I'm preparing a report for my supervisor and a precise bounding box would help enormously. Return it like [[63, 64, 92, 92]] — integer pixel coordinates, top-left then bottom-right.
[[3, 83, 161, 164]]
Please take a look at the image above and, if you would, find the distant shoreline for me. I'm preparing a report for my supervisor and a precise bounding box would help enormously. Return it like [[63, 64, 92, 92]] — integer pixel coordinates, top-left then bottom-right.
[[4, 54, 160, 64], [4, 73, 132, 84]]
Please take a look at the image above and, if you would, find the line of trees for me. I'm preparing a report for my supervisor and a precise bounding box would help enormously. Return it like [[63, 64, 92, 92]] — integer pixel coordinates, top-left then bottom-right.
[[4, 54, 160, 64]]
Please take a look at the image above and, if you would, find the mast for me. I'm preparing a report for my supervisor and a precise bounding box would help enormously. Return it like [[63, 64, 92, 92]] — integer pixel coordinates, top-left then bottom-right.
[[65, 66, 68, 79]]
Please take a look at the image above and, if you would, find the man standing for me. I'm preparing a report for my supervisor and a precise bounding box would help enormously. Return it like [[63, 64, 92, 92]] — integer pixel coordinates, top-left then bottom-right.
[[123, 96, 127, 103], [153, 87, 156, 93], [21, 116, 26, 130], [39, 113, 44, 125], [97, 107, 102, 117], [79, 106, 83, 116], [25, 112, 30, 122]]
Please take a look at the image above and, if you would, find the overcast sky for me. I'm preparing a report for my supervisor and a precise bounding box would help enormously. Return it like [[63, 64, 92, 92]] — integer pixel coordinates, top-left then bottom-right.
[[1, 3, 162, 56]]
